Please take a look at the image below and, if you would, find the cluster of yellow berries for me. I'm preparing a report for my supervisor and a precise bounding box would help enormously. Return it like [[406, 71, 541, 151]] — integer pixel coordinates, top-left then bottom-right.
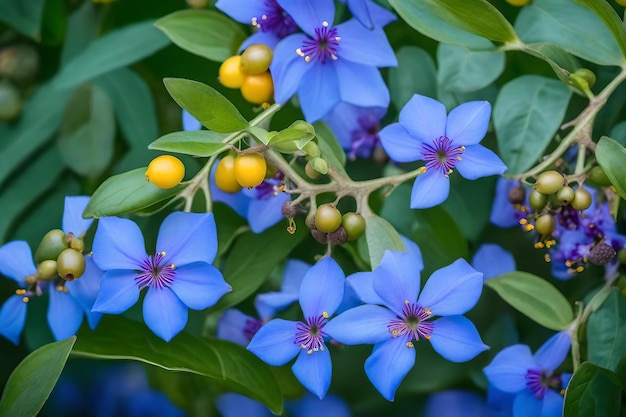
[[219, 44, 274, 105], [215, 153, 268, 193]]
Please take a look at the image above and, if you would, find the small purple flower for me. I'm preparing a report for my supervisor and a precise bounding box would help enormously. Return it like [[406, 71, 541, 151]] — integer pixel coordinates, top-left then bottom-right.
[[323, 103, 386, 160], [325, 250, 488, 400], [379, 94, 507, 209], [247, 257, 345, 399], [471, 243, 516, 281], [92, 212, 231, 341]]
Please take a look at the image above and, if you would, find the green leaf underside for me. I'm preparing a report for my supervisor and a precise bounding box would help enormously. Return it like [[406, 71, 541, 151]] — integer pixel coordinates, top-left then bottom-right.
[[564, 362, 623, 417], [586, 290, 626, 372], [596, 136, 626, 201], [149, 130, 230, 157], [364, 215, 406, 269], [573, 0, 626, 61], [437, 43, 505, 93], [0, 0, 45, 39], [313, 121, 347, 175]]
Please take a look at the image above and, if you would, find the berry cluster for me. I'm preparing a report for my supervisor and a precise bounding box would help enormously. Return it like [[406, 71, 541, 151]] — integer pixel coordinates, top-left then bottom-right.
[[305, 203, 365, 245], [215, 152, 268, 192], [219, 44, 274, 105]]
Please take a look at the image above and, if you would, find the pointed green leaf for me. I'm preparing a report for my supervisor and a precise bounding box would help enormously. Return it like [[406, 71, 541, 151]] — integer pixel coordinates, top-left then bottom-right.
[[0, 337, 76, 417], [390, 46, 437, 111], [164, 78, 249, 133], [587, 290, 626, 372], [155, 9, 246, 62], [486, 271, 574, 330], [574, 0, 626, 61], [313, 121, 347, 175], [437, 43, 505, 93], [564, 362, 622, 417], [596, 136, 626, 201], [0, 0, 45, 39], [149, 130, 230, 157], [73, 317, 283, 414], [362, 215, 406, 269]]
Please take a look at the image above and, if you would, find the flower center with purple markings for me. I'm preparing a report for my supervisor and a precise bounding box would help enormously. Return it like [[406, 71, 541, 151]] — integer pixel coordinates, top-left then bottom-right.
[[244, 318, 263, 341], [251, 0, 298, 38], [421, 136, 465, 177], [525, 369, 563, 399], [387, 301, 434, 348], [135, 251, 176, 290], [296, 22, 341, 64], [349, 116, 381, 159], [294, 312, 329, 354]]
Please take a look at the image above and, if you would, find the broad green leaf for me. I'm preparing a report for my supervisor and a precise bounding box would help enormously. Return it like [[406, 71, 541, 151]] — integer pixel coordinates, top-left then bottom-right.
[[617, 356, 626, 389], [164, 78, 249, 133], [486, 271, 574, 330], [388, 0, 493, 50], [155, 10, 246, 62], [494, 75, 572, 174], [437, 43, 505, 93], [587, 290, 626, 372], [313, 122, 347, 175], [53, 21, 170, 89], [73, 317, 283, 414], [437, 82, 499, 112], [525, 43, 581, 83], [564, 362, 622, 417], [58, 84, 116, 177], [0, 0, 45, 39], [442, 176, 496, 242], [60, 1, 99, 65], [515, 0, 623, 66], [574, 0, 626, 61], [389, 46, 437, 111], [0, 337, 75, 417], [149, 130, 230, 157], [83, 168, 183, 218], [596, 136, 626, 201], [363, 214, 406, 269]]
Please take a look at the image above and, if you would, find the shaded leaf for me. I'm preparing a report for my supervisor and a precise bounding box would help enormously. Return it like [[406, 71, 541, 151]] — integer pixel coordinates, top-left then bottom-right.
[[564, 362, 622, 417], [362, 214, 406, 269], [149, 130, 230, 157], [390, 46, 437, 111], [587, 290, 626, 372], [437, 43, 505, 93], [0, 0, 45, 39], [573, 0, 626, 62], [596, 136, 626, 201], [314, 121, 347, 175]]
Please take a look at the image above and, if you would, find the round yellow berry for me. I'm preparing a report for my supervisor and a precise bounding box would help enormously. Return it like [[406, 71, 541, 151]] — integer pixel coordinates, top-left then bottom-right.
[[145, 155, 185, 189], [240, 72, 274, 104], [234, 153, 267, 188], [219, 56, 245, 89], [215, 155, 243, 193]]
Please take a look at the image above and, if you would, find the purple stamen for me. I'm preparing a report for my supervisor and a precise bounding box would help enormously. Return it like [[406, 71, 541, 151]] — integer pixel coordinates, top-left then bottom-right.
[[387, 301, 434, 347], [421, 136, 465, 176], [525, 369, 563, 399], [243, 318, 263, 341], [294, 313, 328, 354], [251, 0, 298, 38], [349, 116, 381, 159], [135, 251, 176, 290], [297, 22, 341, 64]]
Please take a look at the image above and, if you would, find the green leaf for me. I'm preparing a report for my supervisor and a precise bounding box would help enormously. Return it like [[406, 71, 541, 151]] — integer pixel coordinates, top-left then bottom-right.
[[389, 46, 437, 111], [83, 168, 183, 218], [362, 214, 406, 269], [313, 122, 347, 175], [430, 0, 518, 43], [494, 75, 572, 175], [60, 1, 99, 65], [58, 83, 116, 177], [587, 290, 626, 372], [437, 43, 505, 93], [0, 337, 75, 417], [564, 362, 622, 417], [155, 9, 246, 62], [164, 78, 249, 133], [0, 0, 45, 39], [596, 136, 626, 201], [486, 271, 574, 330], [73, 317, 283, 414], [617, 356, 626, 389], [515, 0, 623, 66], [149, 130, 230, 157], [53, 21, 170, 90], [575, 0, 626, 62], [269, 121, 315, 145]]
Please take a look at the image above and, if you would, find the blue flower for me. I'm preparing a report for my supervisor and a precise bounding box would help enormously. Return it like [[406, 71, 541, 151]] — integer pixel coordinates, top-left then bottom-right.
[[379, 94, 507, 209], [255, 258, 311, 320], [339, 0, 396, 29], [270, 0, 396, 122], [182, 109, 202, 131], [471, 243, 516, 281], [247, 257, 345, 399], [323, 103, 386, 160], [92, 211, 231, 341], [217, 308, 263, 347], [0, 241, 35, 344], [484, 331, 572, 417], [324, 250, 488, 400]]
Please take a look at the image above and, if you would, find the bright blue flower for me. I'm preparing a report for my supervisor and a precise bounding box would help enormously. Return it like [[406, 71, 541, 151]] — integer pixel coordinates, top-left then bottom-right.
[[339, 0, 396, 29], [379, 94, 507, 209], [323, 103, 386, 160], [490, 178, 531, 228], [325, 250, 488, 401], [484, 331, 572, 417], [270, 0, 396, 122], [471, 243, 516, 281], [92, 211, 231, 341], [247, 257, 345, 399]]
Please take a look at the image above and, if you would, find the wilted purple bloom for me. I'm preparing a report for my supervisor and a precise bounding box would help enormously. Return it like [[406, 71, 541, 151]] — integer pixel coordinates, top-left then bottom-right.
[[490, 178, 531, 228], [323, 103, 386, 160], [471, 244, 516, 281], [92, 212, 231, 341], [325, 250, 488, 401], [380, 94, 507, 209], [339, 0, 396, 29]]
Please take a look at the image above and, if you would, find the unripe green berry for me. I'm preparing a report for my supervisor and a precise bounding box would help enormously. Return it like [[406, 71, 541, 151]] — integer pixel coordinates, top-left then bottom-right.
[[574, 68, 596, 89], [240, 44, 273, 75], [571, 188, 592, 211], [341, 212, 366, 242], [35, 229, 69, 264], [314, 204, 342, 233], [305, 161, 321, 179], [535, 214, 555, 236], [588, 166, 612, 187], [556, 185, 575, 205], [529, 189, 549, 211], [534, 171, 565, 195], [37, 260, 58, 281], [56, 248, 86, 281]]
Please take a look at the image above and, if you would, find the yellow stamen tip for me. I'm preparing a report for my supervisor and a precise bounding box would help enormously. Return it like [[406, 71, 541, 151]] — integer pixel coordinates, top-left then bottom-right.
[[323, 311, 329, 318], [322, 21, 329, 27], [424, 335, 431, 340], [418, 167, 427, 174], [519, 218, 528, 225], [160, 251, 166, 256], [407, 342, 414, 348], [22, 297, 29, 303]]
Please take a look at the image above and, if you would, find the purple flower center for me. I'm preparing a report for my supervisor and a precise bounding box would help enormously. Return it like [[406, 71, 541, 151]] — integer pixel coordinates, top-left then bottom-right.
[[421, 136, 465, 177], [296, 22, 341, 64], [251, 0, 298, 38], [387, 301, 434, 348], [525, 369, 563, 399], [294, 312, 328, 354], [349, 116, 381, 159], [243, 317, 263, 341], [135, 251, 176, 290], [256, 179, 280, 200]]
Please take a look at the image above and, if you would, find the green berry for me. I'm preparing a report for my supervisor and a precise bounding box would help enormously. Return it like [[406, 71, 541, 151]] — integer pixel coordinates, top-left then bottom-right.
[[529, 189, 549, 211], [341, 212, 366, 242], [314, 204, 342, 233], [534, 171, 565, 195], [35, 229, 69, 264], [37, 260, 58, 281], [56, 248, 86, 281], [535, 214, 555, 236], [556, 185, 575, 205], [588, 166, 612, 187], [240, 44, 273, 75], [571, 188, 592, 211]]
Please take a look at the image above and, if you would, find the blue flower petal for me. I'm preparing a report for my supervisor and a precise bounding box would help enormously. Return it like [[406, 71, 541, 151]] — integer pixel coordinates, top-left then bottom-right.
[[364, 339, 416, 401], [62, 196, 93, 237], [169, 263, 230, 310], [48, 286, 84, 340], [345, 0, 372, 28], [276, 0, 334, 37], [457, 144, 507, 180], [399, 94, 446, 144], [347, 271, 384, 305], [324, 305, 394, 345], [417, 259, 483, 316], [366, 0, 397, 27], [512, 391, 542, 417], [0, 295, 27, 344], [534, 331, 571, 373], [424, 390, 488, 417], [241, 32, 282, 51], [401, 235, 424, 271], [182, 110, 201, 131], [541, 389, 564, 417], [373, 251, 421, 316], [255, 292, 299, 321], [483, 344, 536, 393], [215, 393, 272, 417], [270, 34, 312, 105], [143, 287, 188, 341], [217, 309, 261, 347], [410, 170, 450, 209], [248, 191, 290, 233], [471, 244, 516, 281], [66, 255, 102, 314], [157, 212, 218, 266], [286, 393, 351, 417], [93, 217, 146, 271], [0, 241, 36, 284], [429, 316, 489, 362], [334, 60, 390, 109], [299, 63, 340, 123], [247, 318, 300, 366], [215, 0, 267, 24], [490, 178, 525, 228], [292, 347, 332, 399], [282, 259, 311, 293], [334, 20, 396, 67], [92, 270, 140, 314], [379, 122, 424, 163], [299, 257, 345, 318], [445, 101, 491, 146]]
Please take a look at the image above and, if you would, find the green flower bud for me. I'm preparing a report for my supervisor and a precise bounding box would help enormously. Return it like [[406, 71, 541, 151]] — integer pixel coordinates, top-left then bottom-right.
[[35, 229, 70, 264]]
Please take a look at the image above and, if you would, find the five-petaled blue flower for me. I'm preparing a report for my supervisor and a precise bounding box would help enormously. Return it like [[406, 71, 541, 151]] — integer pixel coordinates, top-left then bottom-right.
[[379, 94, 507, 209], [247, 257, 345, 399], [324, 250, 488, 401], [92, 211, 231, 341]]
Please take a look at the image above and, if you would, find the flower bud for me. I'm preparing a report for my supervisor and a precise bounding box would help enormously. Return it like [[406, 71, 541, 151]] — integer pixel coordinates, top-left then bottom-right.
[[508, 186, 526, 205], [35, 229, 70, 264]]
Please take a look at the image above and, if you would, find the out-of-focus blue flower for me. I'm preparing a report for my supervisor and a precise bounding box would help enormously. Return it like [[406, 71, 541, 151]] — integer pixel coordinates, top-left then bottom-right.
[[255, 259, 311, 320], [425, 390, 490, 417], [182, 110, 202, 131], [484, 331, 572, 417], [92, 212, 231, 341], [215, 392, 351, 417], [380, 94, 507, 209], [339, 0, 396, 29], [217, 308, 263, 347], [215, 393, 272, 417], [270, 0, 396, 122], [490, 178, 531, 228], [325, 250, 488, 401], [323, 103, 386, 160], [247, 257, 345, 399], [471, 244, 516, 281], [0, 241, 35, 344]]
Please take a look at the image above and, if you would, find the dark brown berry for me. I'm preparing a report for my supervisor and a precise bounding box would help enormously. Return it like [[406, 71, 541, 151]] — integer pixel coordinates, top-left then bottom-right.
[[328, 227, 348, 245], [589, 243, 616, 265], [281, 201, 297, 218], [508, 186, 526, 205], [311, 229, 328, 244]]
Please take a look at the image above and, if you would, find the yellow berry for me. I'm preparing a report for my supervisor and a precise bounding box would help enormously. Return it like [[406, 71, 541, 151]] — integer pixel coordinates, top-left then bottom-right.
[[145, 155, 185, 189], [241, 72, 274, 104], [234, 153, 267, 188], [617, 0, 626, 6], [219, 56, 245, 89], [215, 155, 243, 193]]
